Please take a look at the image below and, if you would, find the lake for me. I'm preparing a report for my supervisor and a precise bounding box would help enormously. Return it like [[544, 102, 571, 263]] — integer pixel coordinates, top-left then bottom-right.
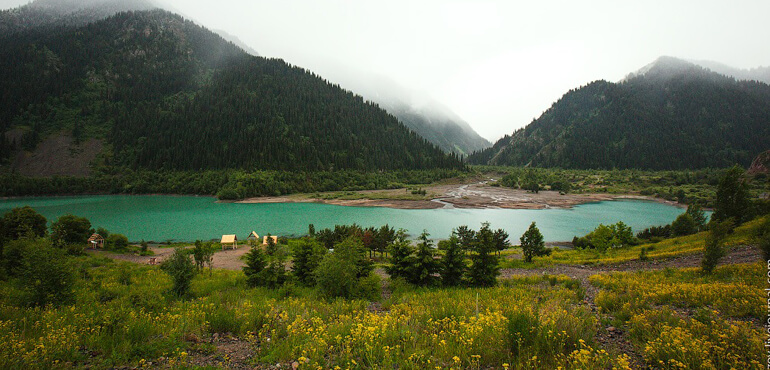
[[0, 195, 691, 242]]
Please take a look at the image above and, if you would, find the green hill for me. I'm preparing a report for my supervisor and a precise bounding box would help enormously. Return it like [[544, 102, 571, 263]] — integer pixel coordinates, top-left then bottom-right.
[[469, 57, 770, 170], [0, 7, 462, 173]]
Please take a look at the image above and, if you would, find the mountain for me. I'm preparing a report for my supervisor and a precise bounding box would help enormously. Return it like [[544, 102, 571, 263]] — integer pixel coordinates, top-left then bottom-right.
[[298, 62, 490, 156], [469, 57, 770, 170], [690, 59, 770, 85], [0, 5, 463, 174], [0, 0, 155, 33]]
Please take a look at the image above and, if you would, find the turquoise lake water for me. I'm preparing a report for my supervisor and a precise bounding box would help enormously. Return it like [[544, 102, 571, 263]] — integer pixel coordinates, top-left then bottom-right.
[[0, 196, 691, 242]]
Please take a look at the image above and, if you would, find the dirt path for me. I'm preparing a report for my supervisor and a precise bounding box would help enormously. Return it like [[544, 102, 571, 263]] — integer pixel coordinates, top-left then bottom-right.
[[88, 245, 252, 270]]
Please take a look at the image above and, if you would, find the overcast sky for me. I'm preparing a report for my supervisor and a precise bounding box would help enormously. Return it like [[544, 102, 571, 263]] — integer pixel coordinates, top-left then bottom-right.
[[2, 0, 769, 141]]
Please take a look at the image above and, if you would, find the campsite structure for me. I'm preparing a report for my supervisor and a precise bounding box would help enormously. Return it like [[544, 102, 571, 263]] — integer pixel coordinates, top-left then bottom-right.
[[221, 234, 238, 250], [247, 231, 259, 246], [87, 233, 104, 249]]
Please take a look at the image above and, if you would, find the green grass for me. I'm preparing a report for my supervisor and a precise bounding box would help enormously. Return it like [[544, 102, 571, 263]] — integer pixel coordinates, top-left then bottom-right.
[[501, 216, 762, 268]]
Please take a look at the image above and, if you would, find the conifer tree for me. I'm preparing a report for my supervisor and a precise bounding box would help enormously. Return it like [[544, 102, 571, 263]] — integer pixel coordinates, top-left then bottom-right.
[[520, 222, 549, 263], [441, 235, 466, 287], [409, 230, 439, 287]]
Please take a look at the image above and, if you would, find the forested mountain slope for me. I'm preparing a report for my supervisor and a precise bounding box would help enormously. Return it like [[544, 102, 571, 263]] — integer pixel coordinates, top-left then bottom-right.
[[0, 8, 462, 172], [469, 57, 770, 170]]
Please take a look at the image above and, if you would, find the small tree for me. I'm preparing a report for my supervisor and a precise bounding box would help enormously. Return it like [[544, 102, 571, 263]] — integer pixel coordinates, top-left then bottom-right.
[[243, 246, 267, 288], [686, 204, 708, 231], [50, 214, 92, 249], [193, 240, 215, 275], [467, 222, 500, 287], [441, 235, 466, 287], [408, 230, 439, 287], [160, 248, 197, 297], [315, 238, 379, 300], [712, 165, 751, 224], [671, 213, 697, 236], [520, 222, 550, 263], [291, 238, 326, 286], [308, 223, 316, 236], [702, 220, 732, 274], [96, 227, 110, 239], [1, 206, 47, 240], [493, 228, 510, 256], [757, 217, 770, 262], [106, 233, 129, 251], [386, 230, 414, 281]]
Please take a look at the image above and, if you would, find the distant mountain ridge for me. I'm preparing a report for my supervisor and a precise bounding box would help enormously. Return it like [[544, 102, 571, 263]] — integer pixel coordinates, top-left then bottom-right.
[[469, 57, 770, 170], [0, 3, 463, 173], [303, 64, 490, 155]]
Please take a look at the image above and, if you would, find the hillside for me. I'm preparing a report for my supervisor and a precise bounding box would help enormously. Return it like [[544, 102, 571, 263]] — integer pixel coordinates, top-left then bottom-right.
[[469, 57, 770, 170], [0, 6, 462, 173], [305, 63, 490, 155]]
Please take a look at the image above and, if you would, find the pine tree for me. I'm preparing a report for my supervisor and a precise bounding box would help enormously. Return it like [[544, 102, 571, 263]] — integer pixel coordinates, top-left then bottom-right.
[[386, 230, 414, 281], [292, 238, 325, 286], [441, 235, 466, 287], [521, 222, 550, 263], [243, 246, 266, 288], [409, 230, 439, 287], [467, 222, 499, 287]]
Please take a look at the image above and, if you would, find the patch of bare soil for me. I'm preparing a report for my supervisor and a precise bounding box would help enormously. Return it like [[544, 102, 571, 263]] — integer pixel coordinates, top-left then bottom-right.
[[10, 132, 103, 177], [88, 244, 252, 270], [186, 333, 254, 369]]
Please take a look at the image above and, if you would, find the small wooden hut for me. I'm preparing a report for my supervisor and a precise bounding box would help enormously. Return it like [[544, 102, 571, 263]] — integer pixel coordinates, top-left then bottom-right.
[[262, 235, 278, 246], [221, 234, 238, 250], [87, 233, 104, 249], [246, 231, 259, 246]]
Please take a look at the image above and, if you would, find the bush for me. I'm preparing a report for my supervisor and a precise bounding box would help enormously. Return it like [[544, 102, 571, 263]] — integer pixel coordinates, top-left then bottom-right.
[[106, 233, 129, 251], [51, 214, 92, 249], [21, 243, 75, 307], [315, 238, 377, 300], [507, 309, 539, 357], [702, 220, 732, 274], [671, 213, 697, 236], [160, 247, 197, 297], [757, 217, 770, 262], [1, 206, 47, 240]]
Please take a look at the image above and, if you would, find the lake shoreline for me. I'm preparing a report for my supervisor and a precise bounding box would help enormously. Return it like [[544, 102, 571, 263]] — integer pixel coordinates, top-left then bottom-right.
[[237, 182, 684, 210]]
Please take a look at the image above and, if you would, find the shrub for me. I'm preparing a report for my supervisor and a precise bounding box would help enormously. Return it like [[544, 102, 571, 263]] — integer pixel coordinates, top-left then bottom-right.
[[160, 247, 197, 297], [192, 240, 215, 273], [0, 206, 47, 240], [106, 233, 129, 251], [671, 213, 697, 236], [21, 243, 75, 307], [757, 217, 770, 261], [315, 238, 377, 300], [50, 214, 92, 249], [96, 227, 110, 239], [702, 220, 732, 274], [507, 309, 539, 357]]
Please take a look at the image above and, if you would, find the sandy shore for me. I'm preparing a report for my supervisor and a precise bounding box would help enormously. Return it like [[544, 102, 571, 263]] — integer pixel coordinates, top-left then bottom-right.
[[237, 180, 679, 210]]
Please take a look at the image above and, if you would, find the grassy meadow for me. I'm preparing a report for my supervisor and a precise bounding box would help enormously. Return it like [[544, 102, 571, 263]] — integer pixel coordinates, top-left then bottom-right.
[[0, 216, 766, 369]]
